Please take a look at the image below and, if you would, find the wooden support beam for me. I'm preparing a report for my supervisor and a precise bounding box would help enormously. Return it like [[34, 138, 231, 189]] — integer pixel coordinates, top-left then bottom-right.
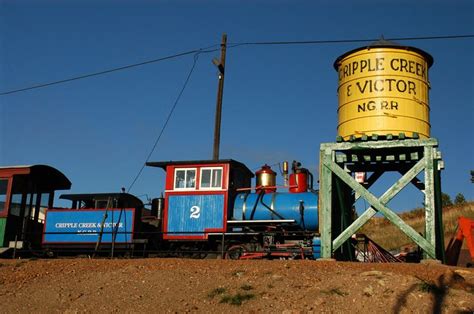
[[336, 154, 346, 163], [424, 146, 436, 259], [434, 158, 445, 262], [320, 138, 438, 151], [347, 163, 414, 173], [410, 152, 419, 160], [354, 170, 383, 201], [332, 158, 426, 251], [398, 169, 425, 191], [326, 160, 436, 258], [319, 148, 333, 258]]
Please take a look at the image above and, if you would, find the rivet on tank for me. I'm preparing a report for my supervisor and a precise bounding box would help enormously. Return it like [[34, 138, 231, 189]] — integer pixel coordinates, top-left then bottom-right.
[[334, 38, 434, 140]]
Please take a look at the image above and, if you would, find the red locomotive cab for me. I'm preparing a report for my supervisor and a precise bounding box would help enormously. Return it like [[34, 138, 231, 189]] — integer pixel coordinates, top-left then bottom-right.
[[255, 164, 277, 193]]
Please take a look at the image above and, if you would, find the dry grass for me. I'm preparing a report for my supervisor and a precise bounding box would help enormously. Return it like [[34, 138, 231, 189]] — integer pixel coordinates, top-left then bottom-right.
[[360, 202, 474, 251]]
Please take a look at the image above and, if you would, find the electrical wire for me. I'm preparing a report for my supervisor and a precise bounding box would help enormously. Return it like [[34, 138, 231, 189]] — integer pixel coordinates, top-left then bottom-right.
[[0, 45, 219, 96], [1, 34, 473, 96], [227, 34, 474, 48], [127, 52, 201, 192]]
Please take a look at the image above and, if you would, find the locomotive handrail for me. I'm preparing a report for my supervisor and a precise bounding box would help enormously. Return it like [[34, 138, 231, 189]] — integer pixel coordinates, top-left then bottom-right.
[[93, 197, 112, 257], [227, 219, 296, 224], [236, 185, 298, 192]]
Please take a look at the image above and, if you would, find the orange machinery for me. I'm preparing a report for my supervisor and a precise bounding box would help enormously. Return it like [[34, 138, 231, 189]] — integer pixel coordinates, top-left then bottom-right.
[[445, 216, 474, 267]]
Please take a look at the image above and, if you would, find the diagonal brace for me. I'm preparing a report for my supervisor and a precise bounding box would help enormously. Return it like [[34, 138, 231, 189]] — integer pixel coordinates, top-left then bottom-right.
[[354, 170, 383, 201], [326, 159, 436, 258], [332, 158, 426, 250]]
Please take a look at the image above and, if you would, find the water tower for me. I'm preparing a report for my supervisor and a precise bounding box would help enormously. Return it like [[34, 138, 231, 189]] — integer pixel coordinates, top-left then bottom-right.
[[318, 39, 445, 262]]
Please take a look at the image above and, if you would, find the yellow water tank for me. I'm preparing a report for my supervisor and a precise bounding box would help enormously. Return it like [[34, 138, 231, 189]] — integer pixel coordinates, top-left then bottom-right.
[[334, 40, 433, 140]]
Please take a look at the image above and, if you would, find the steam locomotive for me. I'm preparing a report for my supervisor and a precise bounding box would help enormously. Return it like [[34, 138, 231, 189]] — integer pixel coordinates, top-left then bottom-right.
[[0, 160, 320, 259]]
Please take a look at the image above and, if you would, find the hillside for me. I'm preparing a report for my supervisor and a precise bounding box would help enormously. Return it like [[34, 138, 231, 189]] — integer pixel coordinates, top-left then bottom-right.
[[360, 201, 474, 252]]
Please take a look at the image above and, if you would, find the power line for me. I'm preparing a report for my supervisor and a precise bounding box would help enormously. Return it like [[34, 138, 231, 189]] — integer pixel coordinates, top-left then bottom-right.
[[227, 34, 474, 48], [0, 45, 219, 96], [1, 34, 473, 96], [127, 52, 201, 193]]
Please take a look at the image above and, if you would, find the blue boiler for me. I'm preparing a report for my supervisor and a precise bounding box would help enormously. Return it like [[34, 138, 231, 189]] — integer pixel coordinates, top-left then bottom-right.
[[233, 192, 318, 231]]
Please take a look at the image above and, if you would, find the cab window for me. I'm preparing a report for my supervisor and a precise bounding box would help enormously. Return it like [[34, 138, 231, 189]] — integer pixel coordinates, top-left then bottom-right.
[[200, 168, 223, 189], [174, 168, 196, 190]]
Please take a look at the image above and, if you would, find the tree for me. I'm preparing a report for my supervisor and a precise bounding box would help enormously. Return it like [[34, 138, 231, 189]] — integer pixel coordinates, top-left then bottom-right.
[[441, 193, 453, 207], [454, 193, 467, 205]]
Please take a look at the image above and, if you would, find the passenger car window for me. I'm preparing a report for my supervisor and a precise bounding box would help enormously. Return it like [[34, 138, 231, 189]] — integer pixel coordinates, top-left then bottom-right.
[[0, 179, 8, 213]]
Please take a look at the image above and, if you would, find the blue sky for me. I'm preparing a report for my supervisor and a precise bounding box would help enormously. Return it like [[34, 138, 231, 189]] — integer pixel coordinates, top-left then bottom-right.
[[1, 0, 473, 211]]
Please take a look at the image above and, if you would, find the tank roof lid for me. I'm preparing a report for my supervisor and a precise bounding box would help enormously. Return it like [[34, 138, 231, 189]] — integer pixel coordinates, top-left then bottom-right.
[[333, 36, 434, 69], [368, 36, 400, 47]]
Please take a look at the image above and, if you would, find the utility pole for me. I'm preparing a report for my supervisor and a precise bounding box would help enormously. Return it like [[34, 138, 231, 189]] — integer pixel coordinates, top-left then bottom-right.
[[212, 34, 227, 160]]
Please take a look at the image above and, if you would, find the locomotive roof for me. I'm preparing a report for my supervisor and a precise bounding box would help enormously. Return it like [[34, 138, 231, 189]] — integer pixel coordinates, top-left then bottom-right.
[[0, 164, 71, 191], [146, 159, 254, 177], [60, 193, 143, 205]]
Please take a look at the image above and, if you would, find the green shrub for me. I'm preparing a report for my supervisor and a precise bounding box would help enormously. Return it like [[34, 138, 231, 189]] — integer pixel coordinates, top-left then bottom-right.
[[220, 293, 255, 305], [208, 287, 227, 298]]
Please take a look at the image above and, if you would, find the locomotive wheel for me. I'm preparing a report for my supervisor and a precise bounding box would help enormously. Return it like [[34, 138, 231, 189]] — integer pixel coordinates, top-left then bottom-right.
[[226, 244, 247, 260]]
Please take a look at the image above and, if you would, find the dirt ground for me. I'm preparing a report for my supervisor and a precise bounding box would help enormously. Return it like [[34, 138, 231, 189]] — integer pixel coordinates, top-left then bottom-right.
[[0, 258, 473, 313]]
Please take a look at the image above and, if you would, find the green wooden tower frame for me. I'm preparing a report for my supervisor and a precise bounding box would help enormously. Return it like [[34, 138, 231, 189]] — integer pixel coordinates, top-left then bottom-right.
[[318, 138, 445, 261]]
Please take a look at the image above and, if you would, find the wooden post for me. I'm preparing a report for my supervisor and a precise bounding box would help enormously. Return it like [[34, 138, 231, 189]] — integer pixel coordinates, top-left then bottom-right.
[[319, 147, 333, 258], [424, 145, 436, 259], [212, 34, 227, 160], [434, 155, 446, 262]]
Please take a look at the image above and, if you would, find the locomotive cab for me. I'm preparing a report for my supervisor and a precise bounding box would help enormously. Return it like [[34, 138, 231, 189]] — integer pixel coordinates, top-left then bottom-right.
[[146, 159, 254, 241]]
